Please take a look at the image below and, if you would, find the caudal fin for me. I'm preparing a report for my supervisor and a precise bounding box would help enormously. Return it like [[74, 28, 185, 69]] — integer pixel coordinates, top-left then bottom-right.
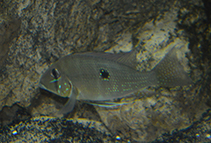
[[153, 48, 193, 87]]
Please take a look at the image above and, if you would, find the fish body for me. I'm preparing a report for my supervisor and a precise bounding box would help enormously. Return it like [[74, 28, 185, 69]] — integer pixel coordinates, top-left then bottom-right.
[[39, 48, 192, 114]]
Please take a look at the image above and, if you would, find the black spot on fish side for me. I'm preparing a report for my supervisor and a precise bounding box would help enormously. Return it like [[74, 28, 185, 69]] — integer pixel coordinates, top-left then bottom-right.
[[51, 68, 60, 79], [99, 69, 110, 80]]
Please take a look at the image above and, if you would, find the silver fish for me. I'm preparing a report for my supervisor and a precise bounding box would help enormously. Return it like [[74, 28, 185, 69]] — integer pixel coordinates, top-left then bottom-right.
[[39, 47, 192, 114]]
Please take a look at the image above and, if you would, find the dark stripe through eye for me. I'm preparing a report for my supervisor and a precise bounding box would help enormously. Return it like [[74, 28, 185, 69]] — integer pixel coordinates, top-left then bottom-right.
[[51, 68, 60, 79]]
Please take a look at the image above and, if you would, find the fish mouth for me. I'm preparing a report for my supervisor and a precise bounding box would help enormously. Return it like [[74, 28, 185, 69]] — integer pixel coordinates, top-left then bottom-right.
[[39, 83, 47, 90], [39, 83, 55, 94]]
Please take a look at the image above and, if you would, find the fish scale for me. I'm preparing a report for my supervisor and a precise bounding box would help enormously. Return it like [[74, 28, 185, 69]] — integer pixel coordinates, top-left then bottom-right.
[[60, 56, 157, 100], [39, 47, 192, 115]]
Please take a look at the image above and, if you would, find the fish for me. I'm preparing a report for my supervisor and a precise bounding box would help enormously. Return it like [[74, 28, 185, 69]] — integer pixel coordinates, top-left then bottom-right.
[[39, 47, 193, 115]]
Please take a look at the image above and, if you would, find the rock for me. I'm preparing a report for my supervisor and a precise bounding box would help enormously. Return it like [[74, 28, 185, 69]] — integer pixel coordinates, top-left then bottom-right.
[[0, 116, 119, 142], [153, 109, 211, 143], [0, 14, 21, 73], [93, 0, 211, 142], [0, 0, 210, 142]]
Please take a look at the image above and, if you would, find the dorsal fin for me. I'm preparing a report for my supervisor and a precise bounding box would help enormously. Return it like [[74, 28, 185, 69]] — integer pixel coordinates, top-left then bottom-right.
[[75, 49, 138, 69], [115, 50, 137, 68]]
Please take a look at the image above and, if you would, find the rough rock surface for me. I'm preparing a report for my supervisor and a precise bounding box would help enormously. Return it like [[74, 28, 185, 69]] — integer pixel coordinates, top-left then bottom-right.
[[0, 116, 118, 142], [0, 14, 21, 74], [0, 0, 210, 142]]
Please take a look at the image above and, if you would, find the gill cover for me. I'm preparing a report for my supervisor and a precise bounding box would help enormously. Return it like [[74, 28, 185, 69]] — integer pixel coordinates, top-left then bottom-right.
[[39, 68, 71, 98], [58, 83, 79, 115], [39, 67, 79, 115]]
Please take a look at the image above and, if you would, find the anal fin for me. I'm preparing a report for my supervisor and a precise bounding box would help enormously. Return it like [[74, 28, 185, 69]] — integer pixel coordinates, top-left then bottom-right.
[[86, 101, 129, 108]]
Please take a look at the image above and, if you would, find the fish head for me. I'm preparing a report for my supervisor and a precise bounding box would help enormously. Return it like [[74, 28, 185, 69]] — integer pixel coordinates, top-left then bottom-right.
[[39, 66, 72, 98]]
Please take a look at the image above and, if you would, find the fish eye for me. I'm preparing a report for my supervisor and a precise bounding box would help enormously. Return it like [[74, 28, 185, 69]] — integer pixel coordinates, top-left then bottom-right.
[[99, 69, 110, 80], [51, 68, 60, 79]]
